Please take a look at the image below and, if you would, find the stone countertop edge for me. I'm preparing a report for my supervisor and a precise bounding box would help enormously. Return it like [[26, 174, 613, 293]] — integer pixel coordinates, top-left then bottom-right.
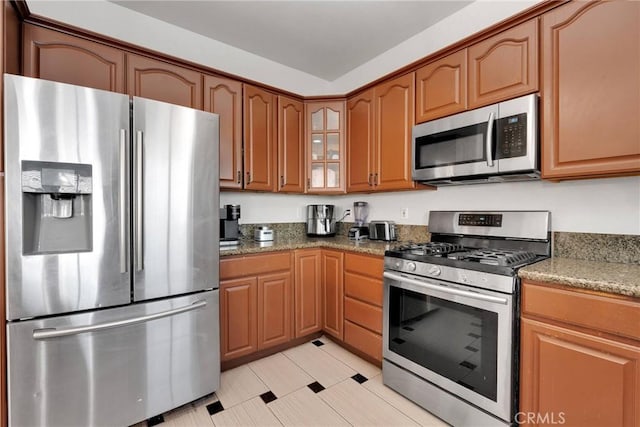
[[519, 258, 640, 298], [219, 236, 394, 257]]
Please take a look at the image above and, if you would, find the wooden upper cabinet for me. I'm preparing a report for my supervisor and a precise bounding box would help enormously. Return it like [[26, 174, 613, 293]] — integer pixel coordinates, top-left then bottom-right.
[[293, 249, 322, 337], [23, 24, 125, 93], [416, 49, 467, 123], [347, 89, 375, 192], [277, 96, 305, 193], [468, 19, 538, 109], [374, 73, 415, 191], [305, 101, 346, 193], [244, 84, 277, 191], [541, 1, 640, 179], [126, 54, 203, 109], [204, 75, 243, 189]]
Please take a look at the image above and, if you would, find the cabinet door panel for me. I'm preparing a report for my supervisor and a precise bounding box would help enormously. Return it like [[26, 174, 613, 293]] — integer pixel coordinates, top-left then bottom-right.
[[23, 24, 125, 93], [257, 272, 292, 349], [416, 50, 467, 123], [322, 250, 344, 340], [520, 318, 640, 426], [374, 73, 415, 190], [127, 54, 203, 109], [220, 277, 257, 361], [468, 19, 538, 108], [204, 75, 243, 189], [344, 320, 382, 362], [294, 249, 322, 337], [305, 102, 346, 193], [278, 96, 305, 193], [347, 90, 375, 192], [541, 1, 640, 178], [244, 85, 276, 191]]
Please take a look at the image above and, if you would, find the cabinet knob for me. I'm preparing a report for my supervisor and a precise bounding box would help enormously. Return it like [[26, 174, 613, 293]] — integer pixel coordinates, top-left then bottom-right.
[[374, 173, 378, 186], [280, 175, 285, 187], [246, 172, 251, 184], [237, 170, 241, 184], [368, 174, 373, 186]]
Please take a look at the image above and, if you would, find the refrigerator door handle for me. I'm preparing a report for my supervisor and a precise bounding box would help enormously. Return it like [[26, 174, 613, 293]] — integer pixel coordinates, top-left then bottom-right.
[[119, 129, 128, 273], [32, 300, 208, 340], [135, 130, 144, 271]]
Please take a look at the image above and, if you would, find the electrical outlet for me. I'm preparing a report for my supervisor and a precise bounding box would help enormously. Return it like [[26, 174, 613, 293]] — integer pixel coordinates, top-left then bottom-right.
[[401, 207, 409, 219]]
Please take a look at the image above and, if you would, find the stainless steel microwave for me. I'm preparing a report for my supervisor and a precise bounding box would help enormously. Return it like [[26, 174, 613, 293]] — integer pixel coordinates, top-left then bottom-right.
[[412, 94, 539, 185]]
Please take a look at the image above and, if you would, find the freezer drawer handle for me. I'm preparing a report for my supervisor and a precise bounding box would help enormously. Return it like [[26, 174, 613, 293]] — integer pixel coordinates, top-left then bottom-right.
[[32, 300, 207, 340]]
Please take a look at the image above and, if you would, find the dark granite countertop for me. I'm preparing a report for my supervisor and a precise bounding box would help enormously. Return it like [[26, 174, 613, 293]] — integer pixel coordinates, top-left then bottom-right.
[[519, 257, 640, 298], [220, 235, 393, 257]]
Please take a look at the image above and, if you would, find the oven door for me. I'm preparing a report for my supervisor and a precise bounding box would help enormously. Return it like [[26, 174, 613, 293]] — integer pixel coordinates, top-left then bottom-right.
[[383, 270, 514, 422], [412, 103, 498, 181]]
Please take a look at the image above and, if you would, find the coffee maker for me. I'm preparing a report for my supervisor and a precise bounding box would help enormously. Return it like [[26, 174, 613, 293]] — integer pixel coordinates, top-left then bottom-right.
[[220, 204, 240, 245]]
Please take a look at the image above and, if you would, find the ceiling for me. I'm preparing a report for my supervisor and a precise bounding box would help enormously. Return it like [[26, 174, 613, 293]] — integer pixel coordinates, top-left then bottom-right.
[[110, 1, 472, 81]]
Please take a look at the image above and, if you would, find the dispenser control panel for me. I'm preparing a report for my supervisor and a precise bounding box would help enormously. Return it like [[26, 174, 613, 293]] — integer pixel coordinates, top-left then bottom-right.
[[21, 161, 92, 194]]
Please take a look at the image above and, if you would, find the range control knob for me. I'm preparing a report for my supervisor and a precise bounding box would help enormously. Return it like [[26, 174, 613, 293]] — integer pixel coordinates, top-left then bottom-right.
[[406, 262, 417, 272], [394, 261, 402, 269], [428, 266, 441, 276]]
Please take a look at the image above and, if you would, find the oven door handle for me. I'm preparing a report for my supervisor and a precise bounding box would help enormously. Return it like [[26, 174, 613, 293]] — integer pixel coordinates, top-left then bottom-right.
[[486, 111, 495, 167], [383, 271, 508, 305]]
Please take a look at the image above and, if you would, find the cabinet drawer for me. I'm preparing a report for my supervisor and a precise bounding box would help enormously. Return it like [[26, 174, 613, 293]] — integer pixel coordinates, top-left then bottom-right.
[[344, 320, 382, 362], [344, 252, 383, 279], [220, 252, 291, 280], [344, 297, 382, 334], [522, 281, 640, 342], [344, 272, 382, 307]]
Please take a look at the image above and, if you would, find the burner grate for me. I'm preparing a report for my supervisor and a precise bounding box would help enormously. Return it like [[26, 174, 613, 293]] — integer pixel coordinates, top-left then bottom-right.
[[449, 249, 537, 266], [393, 242, 464, 256]]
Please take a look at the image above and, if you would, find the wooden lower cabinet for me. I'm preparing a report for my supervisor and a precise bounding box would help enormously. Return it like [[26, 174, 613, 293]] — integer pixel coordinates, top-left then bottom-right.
[[219, 252, 292, 362], [321, 250, 344, 340], [219, 277, 258, 361], [294, 249, 322, 337], [520, 280, 640, 426], [343, 253, 384, 362], [257, 272, 292, 349]]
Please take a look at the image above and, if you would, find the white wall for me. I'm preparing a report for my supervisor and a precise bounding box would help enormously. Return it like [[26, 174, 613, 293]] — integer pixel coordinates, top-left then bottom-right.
[[221, 176, 640, 235]]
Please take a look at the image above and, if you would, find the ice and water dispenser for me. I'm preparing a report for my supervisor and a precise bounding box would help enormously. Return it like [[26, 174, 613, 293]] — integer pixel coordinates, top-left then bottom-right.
[[21, 160, 93, 254]]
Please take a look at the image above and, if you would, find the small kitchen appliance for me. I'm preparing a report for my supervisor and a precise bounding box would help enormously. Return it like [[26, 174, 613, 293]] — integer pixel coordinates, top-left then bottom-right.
[[220, 204, 240, 244], [254, 225, 274, 242], [412, 93, 539, 185], [383, 210, 551, 426], [306, 204, 336, 236], [369, 220, 396, 241], [348, 201, 369, 240]]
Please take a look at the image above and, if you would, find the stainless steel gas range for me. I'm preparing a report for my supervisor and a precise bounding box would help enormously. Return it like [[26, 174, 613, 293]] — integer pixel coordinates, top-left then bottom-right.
[[383, 211, 551, 426]]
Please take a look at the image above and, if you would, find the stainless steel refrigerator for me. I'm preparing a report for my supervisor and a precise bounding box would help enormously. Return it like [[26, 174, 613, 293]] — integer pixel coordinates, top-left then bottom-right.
[[4, 74, 220, 426]]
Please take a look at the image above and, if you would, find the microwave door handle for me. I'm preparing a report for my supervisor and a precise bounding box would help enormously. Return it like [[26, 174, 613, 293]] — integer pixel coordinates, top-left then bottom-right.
[[486, 111, 495, 167]]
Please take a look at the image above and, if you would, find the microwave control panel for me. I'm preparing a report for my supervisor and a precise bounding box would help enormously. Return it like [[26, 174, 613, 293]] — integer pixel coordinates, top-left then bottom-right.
[[497, 113, 527, 159]]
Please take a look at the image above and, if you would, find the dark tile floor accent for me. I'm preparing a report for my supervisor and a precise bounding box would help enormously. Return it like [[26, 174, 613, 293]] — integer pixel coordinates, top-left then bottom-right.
[[307, 381, 325, 393], [260, 390, 278, 404], [312, 340, 324, 347], [147, 415, 164, 426], [206, 401, 225, 416], [351, 373, 368, 384]]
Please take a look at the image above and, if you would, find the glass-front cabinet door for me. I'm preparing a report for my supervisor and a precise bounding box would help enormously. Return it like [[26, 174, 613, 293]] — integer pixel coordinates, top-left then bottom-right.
[[305, 101, 346, 193]]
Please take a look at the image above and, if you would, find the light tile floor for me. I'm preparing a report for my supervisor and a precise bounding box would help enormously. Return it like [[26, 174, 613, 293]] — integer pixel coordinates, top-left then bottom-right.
[[135, 336, 449, 427]]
